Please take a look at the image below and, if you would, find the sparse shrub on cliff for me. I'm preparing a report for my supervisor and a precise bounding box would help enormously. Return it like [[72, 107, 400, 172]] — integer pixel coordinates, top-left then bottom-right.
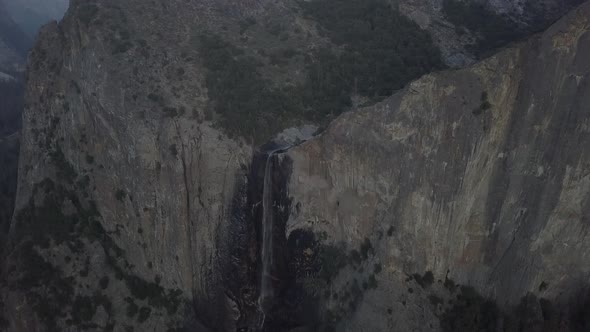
[[360, 237, 374, 260], [169, 144, 178, 156], [428, 294, 444, 307], [319, 243, 348, 283], [78, 4, 99, 26], [373, 263, 382, 274], [137, 306, 152, 323], [367, 274, 378, 289], [444, 275, 457, 292], [71, 295, 100, 324], [147, 92, 163, 104], [70, 80, 82, 95], [115, 189, 126, 202], [413, 271, 435, 288], [49, 146, 77, 184], [349, 249, 362, 265], [125, 298, 139, 318], [124, 275, 182, 314], [162, 107, 178, 118], [473, 91, 492, 115], [538, 281, 549, 291], [387, 226, 394, 236], [99, 276, 110, 290], [112, 40, 133, 55]]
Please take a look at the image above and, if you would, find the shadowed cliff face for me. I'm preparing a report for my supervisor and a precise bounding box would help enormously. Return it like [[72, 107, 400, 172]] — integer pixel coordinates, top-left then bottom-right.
[[286, 2, 590, 330]]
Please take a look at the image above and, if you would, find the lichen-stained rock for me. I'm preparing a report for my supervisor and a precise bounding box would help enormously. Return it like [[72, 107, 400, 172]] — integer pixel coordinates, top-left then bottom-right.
[[286, 2, 590, 330]]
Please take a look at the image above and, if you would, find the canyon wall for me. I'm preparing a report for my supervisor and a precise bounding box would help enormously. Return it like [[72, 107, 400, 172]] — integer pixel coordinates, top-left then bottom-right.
[[286, 2, 590, 330]]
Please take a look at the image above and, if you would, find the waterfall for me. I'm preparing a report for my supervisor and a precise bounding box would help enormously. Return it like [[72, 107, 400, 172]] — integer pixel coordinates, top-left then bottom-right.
[[258, 148, 281, 327]]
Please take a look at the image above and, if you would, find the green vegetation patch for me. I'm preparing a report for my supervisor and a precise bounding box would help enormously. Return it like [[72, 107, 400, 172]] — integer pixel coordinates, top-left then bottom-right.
[[199, 0, 444, 143], [10, 178, 185, 329], [302, 0, 445, 98], [199, 34, 302, 142]]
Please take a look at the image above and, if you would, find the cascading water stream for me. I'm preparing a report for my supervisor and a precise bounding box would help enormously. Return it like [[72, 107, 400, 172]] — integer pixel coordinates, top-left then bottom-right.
[[258, 148, 283, 328]]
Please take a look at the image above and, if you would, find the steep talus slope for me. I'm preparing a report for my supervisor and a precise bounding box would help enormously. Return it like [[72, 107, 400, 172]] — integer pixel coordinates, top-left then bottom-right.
[[286, 2, 590, 330]]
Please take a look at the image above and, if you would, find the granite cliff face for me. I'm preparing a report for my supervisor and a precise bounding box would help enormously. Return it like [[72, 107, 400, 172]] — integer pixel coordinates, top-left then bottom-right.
[[0, 0, 589, 331], [285, 2, 590, 330], [3, 0, 254, 329]]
